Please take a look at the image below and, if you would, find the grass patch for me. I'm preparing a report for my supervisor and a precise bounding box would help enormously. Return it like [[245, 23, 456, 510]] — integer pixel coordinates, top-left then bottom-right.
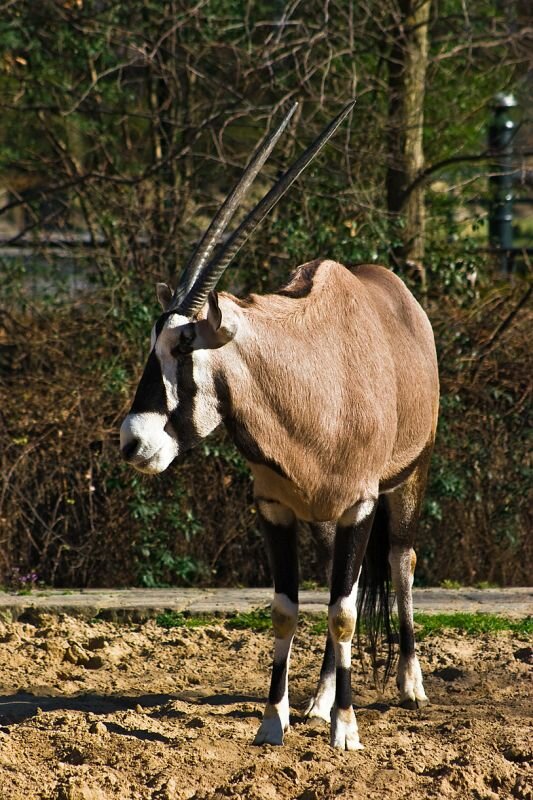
[[156, 607, 272, 632], [309, 616, 328, 636], [156, 611, 213, 629], [309, 612, 532, 639], [225, 608, 272, 632], [474, 581, 500, 590], [155, 609, 532, 638], [414, 612, 533, 639]]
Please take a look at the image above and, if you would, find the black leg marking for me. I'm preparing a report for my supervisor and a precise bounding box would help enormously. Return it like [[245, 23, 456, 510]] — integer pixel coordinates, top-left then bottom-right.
[[399, 622, 415, 658], [268, 660, 287, 706], [335, 667, 352, 710], [328, 503, 376, 749], [330, 510, 375, 607], [320, 633, 335, 681], [261, 510, 298, 604]]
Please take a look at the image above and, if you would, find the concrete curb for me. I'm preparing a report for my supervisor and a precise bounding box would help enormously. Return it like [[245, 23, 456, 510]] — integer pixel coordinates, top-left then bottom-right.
[[0, 587, 531, 623]]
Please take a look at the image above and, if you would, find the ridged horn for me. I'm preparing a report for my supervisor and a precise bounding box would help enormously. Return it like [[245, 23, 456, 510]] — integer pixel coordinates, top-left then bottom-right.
[[178, 100, 355, 317], [172, 102, 299, 308]]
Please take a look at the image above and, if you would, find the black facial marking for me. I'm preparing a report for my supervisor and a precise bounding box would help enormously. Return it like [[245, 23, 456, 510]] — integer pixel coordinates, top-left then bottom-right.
[[268, 660, 288, 705], [130, 350, 167, 415], [171, 323, 197, 356], [168, 354, 198, 451], [214, 373, 288, 478], [154, 312, 171, 338], [137, 311, 201, 453], [335, 667, 352, 710]]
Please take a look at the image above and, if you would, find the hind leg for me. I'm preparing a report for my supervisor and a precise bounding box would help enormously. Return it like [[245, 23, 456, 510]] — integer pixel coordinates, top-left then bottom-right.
[[305, 522, 336, 722], [387, 458, 431, 708]]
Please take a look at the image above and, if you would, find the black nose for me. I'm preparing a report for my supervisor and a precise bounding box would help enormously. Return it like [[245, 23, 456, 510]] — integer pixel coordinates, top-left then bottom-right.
[[121, 438, 141, 461]]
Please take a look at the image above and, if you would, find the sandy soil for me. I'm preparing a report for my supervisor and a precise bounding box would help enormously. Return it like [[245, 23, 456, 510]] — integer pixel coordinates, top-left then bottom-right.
[[0, 611, 531, 800]]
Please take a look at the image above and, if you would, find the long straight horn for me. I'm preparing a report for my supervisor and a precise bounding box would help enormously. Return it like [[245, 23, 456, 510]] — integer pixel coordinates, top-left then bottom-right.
[[178, 100, 355, 317], [172, 102, 299, 308]]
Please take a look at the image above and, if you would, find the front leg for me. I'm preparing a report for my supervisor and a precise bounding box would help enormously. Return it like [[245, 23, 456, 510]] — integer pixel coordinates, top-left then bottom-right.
[[329, 500, 376, 750], [253, 499, 298, 746], [306, 522, 335, 722]]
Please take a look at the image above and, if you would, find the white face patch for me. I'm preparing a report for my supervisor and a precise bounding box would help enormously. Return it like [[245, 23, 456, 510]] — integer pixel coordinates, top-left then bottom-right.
[[191, 347, 222, 438], [119, 411, 178, 474], [155, 313, 188, 413], [121, 311, 224, 473], [154, 313, 221, 439]]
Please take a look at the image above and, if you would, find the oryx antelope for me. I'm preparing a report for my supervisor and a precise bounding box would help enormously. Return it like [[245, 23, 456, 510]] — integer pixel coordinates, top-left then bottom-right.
[[120, 101, 439, 751]]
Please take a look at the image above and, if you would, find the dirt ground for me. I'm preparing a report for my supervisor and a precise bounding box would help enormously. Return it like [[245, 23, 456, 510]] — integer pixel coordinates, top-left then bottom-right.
[[0, 612, 531, 800]]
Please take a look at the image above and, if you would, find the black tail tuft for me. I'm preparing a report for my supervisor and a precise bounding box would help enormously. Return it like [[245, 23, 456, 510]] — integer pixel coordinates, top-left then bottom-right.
[[356, 495, 396, 687]]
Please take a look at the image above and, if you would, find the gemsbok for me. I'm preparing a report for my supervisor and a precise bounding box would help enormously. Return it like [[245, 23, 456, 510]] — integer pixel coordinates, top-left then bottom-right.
[[120, 101, 439, 750]]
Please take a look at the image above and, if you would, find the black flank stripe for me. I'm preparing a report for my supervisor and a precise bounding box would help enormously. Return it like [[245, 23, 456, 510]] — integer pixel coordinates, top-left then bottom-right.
[[268, 660, 287, 705], [335, 667, 352, 710], [214, 373, 288, 478], [130, 350, 167, 415]]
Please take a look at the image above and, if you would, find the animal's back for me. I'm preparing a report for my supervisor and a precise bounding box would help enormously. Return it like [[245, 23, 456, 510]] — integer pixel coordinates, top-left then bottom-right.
[[224, 259, 438, 519]]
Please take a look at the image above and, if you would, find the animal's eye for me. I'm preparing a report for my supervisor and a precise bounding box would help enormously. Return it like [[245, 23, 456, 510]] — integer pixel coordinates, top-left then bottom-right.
[[170, 324, 196, 357], [171, 343, 192, 358]]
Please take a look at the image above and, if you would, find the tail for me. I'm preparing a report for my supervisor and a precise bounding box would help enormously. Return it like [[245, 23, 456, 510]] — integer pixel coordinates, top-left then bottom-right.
[[356, 494, 396, 686]]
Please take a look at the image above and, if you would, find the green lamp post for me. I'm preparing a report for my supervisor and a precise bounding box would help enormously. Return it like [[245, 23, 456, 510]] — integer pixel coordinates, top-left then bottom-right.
[[488, 93, 517, 272]]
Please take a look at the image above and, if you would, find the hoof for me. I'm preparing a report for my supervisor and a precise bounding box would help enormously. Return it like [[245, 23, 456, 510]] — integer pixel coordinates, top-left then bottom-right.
[[253, 702, 289, 746], [397, 656, 428, 710], [330, 706, 364, 751], [253, 716, 285, 746], [304, 696, 332, 724], [399, 696, 429, 711]]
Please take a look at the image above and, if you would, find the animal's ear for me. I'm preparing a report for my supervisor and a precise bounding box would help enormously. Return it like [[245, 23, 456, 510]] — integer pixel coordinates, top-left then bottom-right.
[[207, 290, 223, 331], [195, 291, 237, 349], [156, 282, 173, 311]]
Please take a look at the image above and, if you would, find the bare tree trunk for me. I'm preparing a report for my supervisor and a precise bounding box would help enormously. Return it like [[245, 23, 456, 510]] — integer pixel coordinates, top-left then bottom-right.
[[386, 0, 431, 276]]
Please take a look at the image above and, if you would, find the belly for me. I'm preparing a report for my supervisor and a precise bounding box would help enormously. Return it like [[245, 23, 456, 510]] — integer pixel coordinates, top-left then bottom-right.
[[249, 462, 375, 522]]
